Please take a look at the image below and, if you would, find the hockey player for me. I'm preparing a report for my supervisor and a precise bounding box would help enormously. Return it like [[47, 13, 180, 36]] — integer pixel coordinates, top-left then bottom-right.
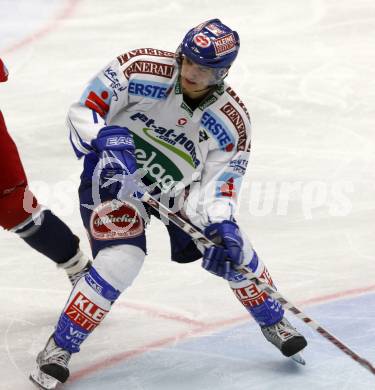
[[0, 58, 90, 285], [30, 19, 307, 389]]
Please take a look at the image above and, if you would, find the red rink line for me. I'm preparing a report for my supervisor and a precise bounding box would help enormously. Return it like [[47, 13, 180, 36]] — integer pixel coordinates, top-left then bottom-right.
[[70, 313, 252, 383], [298, 283, 375, 306], [112, 282, 375, 328], [70, 283, 375, 383], [1, 0, 81, 55], [115, 301, 208, 327]]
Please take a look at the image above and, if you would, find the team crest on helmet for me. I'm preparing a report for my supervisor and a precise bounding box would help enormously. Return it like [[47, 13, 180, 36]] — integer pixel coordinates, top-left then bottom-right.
[[193, 33, 211, 48]]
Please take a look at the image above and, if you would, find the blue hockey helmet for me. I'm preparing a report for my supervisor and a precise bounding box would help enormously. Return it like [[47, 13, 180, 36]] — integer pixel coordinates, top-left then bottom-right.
[[178, 19, 240, 70]]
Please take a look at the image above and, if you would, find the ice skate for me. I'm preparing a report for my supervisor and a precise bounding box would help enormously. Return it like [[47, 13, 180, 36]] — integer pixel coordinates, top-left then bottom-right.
[[30, 335, 71, 390], [66, 259, 92, 286], [59, 250, 92, 286], [261, 317, 307, 361]]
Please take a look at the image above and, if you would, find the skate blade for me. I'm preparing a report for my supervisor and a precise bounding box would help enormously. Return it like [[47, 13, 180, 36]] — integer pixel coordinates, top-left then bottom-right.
[[290, 352, 306, 365], [29, 368, 60, 390]]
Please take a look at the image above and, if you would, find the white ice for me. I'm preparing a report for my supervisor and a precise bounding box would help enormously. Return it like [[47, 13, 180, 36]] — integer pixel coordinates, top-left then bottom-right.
[[0, 0, 375, 389]]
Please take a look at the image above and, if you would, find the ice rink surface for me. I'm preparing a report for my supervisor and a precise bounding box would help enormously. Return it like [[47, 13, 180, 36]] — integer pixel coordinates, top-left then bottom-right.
[[1, 0, 375, 389]]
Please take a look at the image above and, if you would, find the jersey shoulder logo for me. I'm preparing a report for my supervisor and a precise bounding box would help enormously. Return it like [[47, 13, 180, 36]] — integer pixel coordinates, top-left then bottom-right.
[[201, 109, 235, 151]]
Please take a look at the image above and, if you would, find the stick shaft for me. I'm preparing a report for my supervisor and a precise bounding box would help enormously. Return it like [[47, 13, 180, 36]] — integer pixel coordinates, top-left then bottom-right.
[[237, 267, 375, 375], [142, 192, 375, 375]]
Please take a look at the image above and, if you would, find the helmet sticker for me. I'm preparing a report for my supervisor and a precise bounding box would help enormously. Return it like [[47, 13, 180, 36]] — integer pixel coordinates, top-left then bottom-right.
[[205, 23, 226, 36], [179, 19, 240, 72], [213, 33, 237, 56], [193, 21, 207, 33], [193, 33, 211, 48]]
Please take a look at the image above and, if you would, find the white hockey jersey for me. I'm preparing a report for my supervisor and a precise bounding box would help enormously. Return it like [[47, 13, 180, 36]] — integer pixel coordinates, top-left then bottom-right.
[[67, 48, 251, 228]]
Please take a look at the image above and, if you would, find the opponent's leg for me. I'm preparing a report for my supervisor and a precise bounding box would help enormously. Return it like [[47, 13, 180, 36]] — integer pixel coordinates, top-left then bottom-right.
[[10, 207, 91, 284], [0, 188, 91, 285], [0, 111, 90, 283]]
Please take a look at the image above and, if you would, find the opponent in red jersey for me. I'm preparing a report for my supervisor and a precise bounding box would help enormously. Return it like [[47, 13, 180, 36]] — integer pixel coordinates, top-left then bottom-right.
[[0, 58, 90, 284]]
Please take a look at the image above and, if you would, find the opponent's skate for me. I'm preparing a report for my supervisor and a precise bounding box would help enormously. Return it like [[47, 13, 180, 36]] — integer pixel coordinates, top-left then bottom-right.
[[261, 317, 307, 364], [30, 335, 71, 390], [67, 260, 92, 286], [59, 250, 92, 286]]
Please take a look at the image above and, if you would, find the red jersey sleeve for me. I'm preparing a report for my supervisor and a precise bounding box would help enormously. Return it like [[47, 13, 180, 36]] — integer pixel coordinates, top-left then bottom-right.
[[0, 58, 9, 82]]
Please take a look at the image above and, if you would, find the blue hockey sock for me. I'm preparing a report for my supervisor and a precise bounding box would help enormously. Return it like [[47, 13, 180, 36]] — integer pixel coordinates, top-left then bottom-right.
[[54, 267, 121, 353], [247, 297, 284, 327], [230, 251, 284, 327]]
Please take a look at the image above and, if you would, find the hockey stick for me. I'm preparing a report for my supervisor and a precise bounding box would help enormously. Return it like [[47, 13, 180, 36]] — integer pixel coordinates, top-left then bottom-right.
[[237, 267, 375, 375], [140, 192, 375, 375]]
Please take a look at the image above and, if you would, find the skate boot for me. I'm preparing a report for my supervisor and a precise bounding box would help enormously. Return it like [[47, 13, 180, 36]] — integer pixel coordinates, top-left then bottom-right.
[[58, 250, 92, 286], [30, 335, 71, 390], [67, 259, 92, 286], [261, 317, 307, 358]]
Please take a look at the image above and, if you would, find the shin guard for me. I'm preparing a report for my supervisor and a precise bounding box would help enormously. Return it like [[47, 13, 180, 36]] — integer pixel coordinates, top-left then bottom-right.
[[54, 267, 120, 353], [229, 249, 284, 327]]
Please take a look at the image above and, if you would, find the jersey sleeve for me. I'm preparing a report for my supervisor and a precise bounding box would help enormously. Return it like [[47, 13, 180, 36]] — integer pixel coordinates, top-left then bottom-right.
[[67, 48, 176, 158], [0, 58, 9, 82], [67, 57, 131, 158], [184, 102, 251, 228]]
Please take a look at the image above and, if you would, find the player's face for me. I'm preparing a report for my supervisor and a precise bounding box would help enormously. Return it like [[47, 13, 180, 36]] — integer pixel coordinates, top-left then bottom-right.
[[180, 56, 215, 98]]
